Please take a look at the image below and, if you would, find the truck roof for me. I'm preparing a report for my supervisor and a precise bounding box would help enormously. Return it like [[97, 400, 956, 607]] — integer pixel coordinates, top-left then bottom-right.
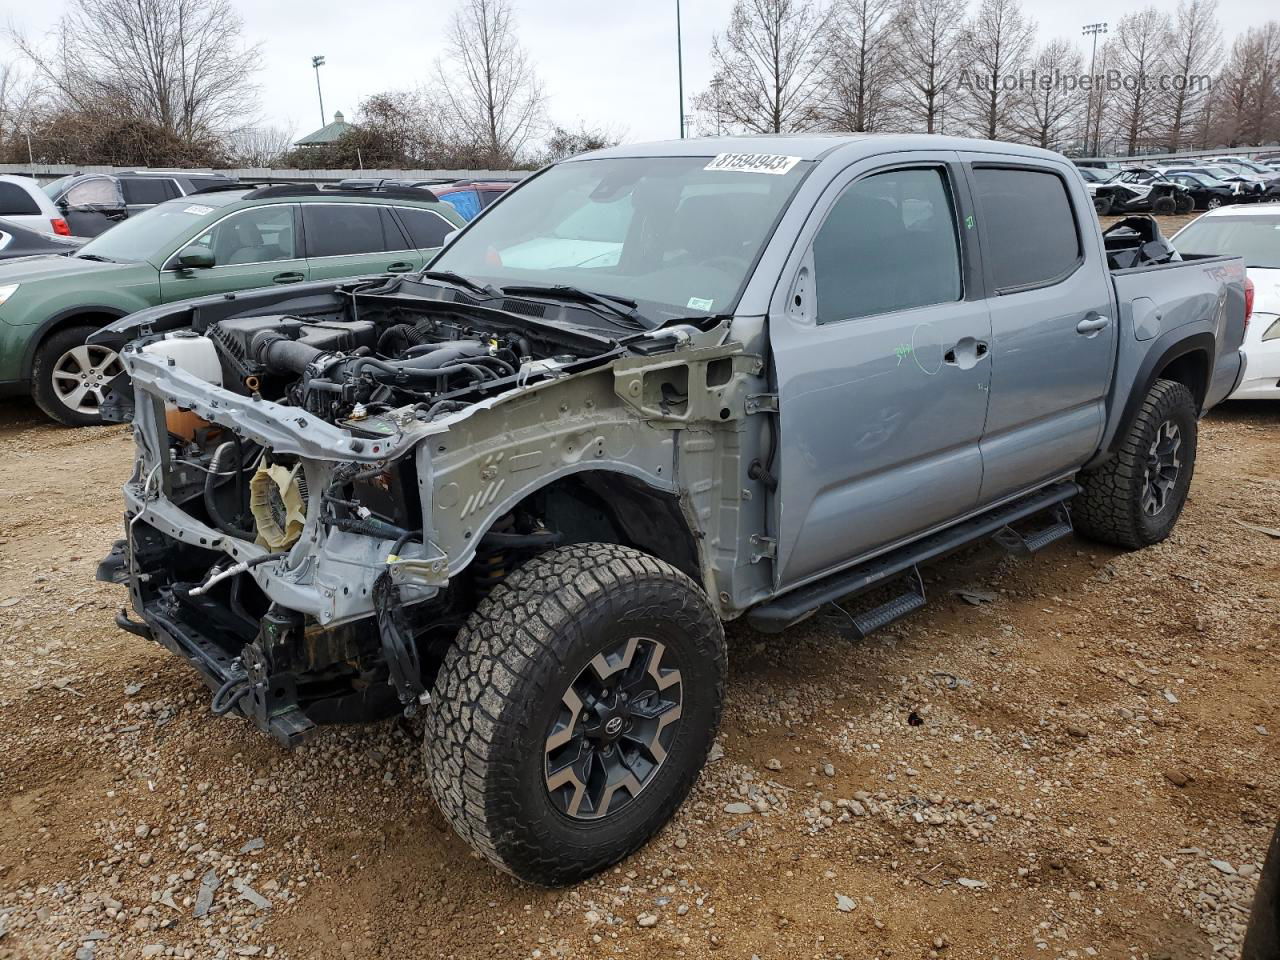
[[578, 133, 1069, 165]]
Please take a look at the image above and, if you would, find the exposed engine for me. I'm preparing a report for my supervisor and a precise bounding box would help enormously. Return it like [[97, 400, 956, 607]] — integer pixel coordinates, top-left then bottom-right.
[[204, 312, 563, 426]]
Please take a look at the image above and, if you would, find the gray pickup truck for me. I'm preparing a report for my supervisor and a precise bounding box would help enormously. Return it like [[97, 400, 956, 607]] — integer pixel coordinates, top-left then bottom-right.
[[94, 135, 1247, 885]]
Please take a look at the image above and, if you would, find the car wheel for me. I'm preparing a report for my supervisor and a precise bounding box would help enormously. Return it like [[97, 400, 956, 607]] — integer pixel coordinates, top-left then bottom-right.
[[1152, 195, 1177, 215], [31, 324, 123, 427], [1206, 197, 1223, 209], [1073, 379, 1198, 550], [1093, 195, 1113, 216], [1174, 193, 1194, 214], [425, 542, 726, 885]]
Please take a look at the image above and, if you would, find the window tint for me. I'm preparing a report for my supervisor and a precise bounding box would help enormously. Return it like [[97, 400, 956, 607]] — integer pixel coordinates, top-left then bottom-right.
[[379, 207, 412, 251], [478, 189, 507, 206], [972, 167, 1081, 290], [395, 207, 454, 249], [302, 203, 395, 257], [122, 178, 178, 205], [0, 182, 40, 216], [186, 205, 297, 266], [65, 178, 120, 207], [813, 167, 962, 323]]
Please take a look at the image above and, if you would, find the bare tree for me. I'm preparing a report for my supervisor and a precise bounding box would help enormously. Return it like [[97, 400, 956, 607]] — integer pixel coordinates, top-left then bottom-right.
[[1108, 8, 1172, 154], [1011, 38, 1084, 149], [11, 0, 261, 145], [1210, 23, 1280, 146], [223, 125, 295, 168], [1160, 0, 1221, 151], [817, 0, 900, 132], [894, 0, 967, 133], [435, 0, 545, 166], [537, 123, 623, 163], [693, 0, 832, 134], [957, 0, 1037, 139]]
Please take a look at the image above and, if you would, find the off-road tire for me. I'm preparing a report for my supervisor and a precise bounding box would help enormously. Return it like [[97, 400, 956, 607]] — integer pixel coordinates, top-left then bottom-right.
[[1174, 192, 1194, 215], [1073, 379, 1198, 549], [31, 324, 113, 427], [1152, 195, 1177, 215], [424, 542, 726, 886], [1093, 195, 1113, 216]]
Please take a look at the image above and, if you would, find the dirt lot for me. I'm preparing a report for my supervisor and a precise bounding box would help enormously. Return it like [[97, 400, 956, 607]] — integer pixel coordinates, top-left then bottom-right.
[[2, 355, 1277, 957]]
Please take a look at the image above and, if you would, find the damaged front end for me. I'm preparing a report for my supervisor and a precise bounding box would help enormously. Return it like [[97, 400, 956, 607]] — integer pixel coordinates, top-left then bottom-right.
[[96, 281, 644, 745]]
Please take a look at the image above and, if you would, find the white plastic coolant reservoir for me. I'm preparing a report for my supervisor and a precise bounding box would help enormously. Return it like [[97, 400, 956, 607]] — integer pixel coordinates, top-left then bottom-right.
[[142, 331, 223, 386]]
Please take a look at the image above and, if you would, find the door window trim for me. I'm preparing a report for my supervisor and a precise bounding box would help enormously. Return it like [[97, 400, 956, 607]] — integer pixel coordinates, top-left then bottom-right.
[[387, 205, 457, 250], [808, 161, 969, 326], [967, 161, 1087, 296], [161, 202, 301, 271]]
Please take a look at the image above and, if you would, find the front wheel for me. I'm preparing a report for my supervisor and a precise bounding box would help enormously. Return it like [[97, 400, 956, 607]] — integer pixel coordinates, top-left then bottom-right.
[[425, 543, 726, 885], [1152, 195, 1177, 216], [1093, 195, 1114, 216], [1073, 379, 1198, 549], [31, 324, 122, 426], [1206, 197, 1223, 210], [1174, 193, 1194, 214]]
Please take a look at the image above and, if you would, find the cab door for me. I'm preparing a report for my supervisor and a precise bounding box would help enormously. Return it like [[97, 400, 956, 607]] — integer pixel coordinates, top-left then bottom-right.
[[159, 204, 308, 300], [301, 203, 423, 280], [769, 154, 992, 589], [58, 177, 126, 237]]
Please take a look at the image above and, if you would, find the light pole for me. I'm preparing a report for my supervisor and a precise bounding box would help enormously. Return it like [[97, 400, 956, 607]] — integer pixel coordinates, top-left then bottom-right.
[[312, 55, 327, 128], [1081, 23, 1107, 155], [676, 0, 685, 138]]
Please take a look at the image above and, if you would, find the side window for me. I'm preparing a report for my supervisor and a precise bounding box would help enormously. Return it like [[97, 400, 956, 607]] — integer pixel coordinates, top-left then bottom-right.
[[0, 182, 41, 216], [395, 207, 454, 249], [302, 204, 390, 257], [812, 167, 962, 323], [186, 205, 297, 266], [971, 167, 1081, 291], [379, 207, 413, 251], [64, 178, 119, 207], [122, 179, 177, 205]]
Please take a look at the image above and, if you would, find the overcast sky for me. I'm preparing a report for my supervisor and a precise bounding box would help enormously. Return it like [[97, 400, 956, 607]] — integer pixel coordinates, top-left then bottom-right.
[[1, 0, 1274, 146]]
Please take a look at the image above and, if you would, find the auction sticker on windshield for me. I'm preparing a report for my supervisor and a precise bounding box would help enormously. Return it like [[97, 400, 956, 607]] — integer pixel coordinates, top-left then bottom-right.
[[704, 153, 802, 175], [183, 204, 215, 216]]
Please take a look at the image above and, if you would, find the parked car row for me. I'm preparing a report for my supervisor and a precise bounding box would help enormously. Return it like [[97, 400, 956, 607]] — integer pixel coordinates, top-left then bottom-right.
[[0, 184, 466, 425], [1076, 155, 1280, 214]]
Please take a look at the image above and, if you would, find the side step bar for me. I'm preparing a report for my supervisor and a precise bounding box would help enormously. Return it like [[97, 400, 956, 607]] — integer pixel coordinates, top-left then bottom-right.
[[745, 481, 1080, 634]]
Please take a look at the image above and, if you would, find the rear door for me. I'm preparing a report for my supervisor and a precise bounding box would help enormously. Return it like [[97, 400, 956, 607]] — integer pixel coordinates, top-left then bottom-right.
[[158, 203, 308, 300], [301, 203, 422, 279], [961, 157, 1116, 503], [770, 153, 992, 588], [391, 205, 458, 256], [58, 177, 126, 237], [121, 177, 181, 219]]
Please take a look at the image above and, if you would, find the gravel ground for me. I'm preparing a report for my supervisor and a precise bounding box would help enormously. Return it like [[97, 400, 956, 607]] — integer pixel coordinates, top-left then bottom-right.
[[1, 380, 1277, 958]]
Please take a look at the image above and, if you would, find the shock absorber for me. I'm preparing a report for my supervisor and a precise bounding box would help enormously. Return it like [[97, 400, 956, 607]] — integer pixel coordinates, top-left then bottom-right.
[[471, 546, 509, 599]]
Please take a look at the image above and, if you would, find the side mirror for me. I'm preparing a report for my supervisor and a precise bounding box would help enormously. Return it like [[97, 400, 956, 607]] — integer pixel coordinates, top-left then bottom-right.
[[441, 230, 459, 248], [176, 246, 215, 269]]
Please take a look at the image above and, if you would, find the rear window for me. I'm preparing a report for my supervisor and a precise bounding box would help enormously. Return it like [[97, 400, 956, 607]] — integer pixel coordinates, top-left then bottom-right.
[[122, 178, 179, 205], [972, 167, 1081, 291], [395, 207, 454, 249], [0, 182, 40, 216]]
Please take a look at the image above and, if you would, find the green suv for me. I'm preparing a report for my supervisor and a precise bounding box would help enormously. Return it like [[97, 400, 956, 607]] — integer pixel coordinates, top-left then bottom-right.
[[0, 185, 465, 425]]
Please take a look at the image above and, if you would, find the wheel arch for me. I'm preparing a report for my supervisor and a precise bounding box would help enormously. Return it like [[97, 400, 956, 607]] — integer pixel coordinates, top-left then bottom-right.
[[1102, 331, 1214, 462], [21, 306, 130, 379]]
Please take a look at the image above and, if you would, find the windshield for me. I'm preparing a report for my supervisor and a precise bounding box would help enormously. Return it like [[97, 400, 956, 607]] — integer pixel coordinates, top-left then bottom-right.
[[430, 155, 812, 324], [42, 176, 74, 199], [1173, 217, 1280, 269], [75, 198, 232, 264]]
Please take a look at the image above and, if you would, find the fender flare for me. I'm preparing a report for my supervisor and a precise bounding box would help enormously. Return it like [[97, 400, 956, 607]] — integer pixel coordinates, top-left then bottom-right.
[[20, 305, 130, 379], [1093, 329, 1215, 467]]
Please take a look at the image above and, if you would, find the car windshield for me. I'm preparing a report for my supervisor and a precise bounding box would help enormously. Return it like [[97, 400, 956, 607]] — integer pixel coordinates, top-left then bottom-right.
[[74, 198, 234, 264], [1173, 217, 1280, 269], [429, 155, 812, 325], [42, 176, 74, 199]]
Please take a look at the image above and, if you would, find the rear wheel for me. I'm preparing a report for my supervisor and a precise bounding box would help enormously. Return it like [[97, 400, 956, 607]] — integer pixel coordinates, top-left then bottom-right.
[[1073, 379, 1198, 549], [1093, 195, 1114, 216], [1174, 192, 1194, 214], [1206, 197, 1224, 210], [1152, 195, 1177, 215], [31, 324, 121, 427], [425, 543, 725, 885]]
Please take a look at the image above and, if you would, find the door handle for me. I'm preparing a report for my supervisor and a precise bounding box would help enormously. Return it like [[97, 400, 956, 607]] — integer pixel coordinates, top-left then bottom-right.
[[944, 338, 989, 367], [1077, 315, 1111, 335], [386, 261, 414, 273], [272, 271, 305, 284]]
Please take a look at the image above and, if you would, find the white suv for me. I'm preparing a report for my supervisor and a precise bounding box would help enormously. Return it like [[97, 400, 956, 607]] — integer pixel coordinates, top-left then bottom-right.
[[0, 174, 71, 236]]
